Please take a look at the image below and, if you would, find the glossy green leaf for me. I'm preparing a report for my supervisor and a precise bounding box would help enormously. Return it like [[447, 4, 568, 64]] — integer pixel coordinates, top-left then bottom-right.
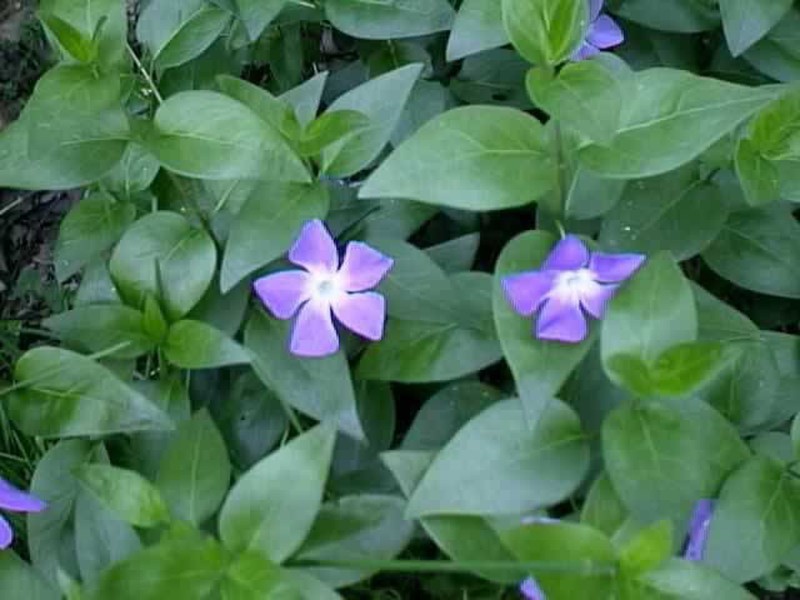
[[163, 320, 250, 369], [219, 425, 336, 563], [280, 71, 328, 127], [39, 13, 96, 63], [235, 0, 289, 40], [581, 472, 629, 537], [446, 0, 507, 61], [109, 211, 217, 321], [602, 399, 749, 520], [0, 552, 59, 600], [619, 521, 673, 577], [10, 347, 172, 437], [147, 91, 309, 181], [702, 205, 800, 299], [101, 144, 160, 198], [44, 305, 153, 359], [705, 455, 800, 583], [322, 64, 423, 177], [635, 558, 757, 600], [743, 9, 800, 82], [649, 341, 728, 396], [156, 409, 231, 525], [216, 75, 300, 139], [407, 398, 589, 517], [611, 0, 719, 33], [299, 110, 371, 157], [325, 0, 455, 40], [362, 106, 555, 210], [221, 182, 329, 291], [719, 0, 793, 56], [450, 49, 533, 109], [501, 0, 588, 66], [76, 464, 170, 528], [735, 138, 780, 206]]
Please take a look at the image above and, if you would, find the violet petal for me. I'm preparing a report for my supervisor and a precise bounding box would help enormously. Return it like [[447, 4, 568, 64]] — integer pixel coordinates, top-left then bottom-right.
[[571, 41, 601, 62], [520, 577, 546, 600], [503, 271, 557, 317], [536, 295, 588, 343], [579, 281, 618, 319], [0, 516, 12, 549], [338, 242, 393, 292], [589, 0, 604, 22], [588, 252, 646, 283], [253, 271, 312, 320], [587, 15, 625, 49], [543, 236, 590, 271], [288, 219, 339, 275], [289, 299, 340, 357], [684, 499, 715, 561], [331, 291, 386, 341], [0, 478, 46, 513]]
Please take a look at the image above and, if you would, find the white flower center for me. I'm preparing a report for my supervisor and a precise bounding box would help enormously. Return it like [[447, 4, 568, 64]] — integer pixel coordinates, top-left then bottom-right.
[[311, 274, 343, 302], [553, 268, 596, 300]]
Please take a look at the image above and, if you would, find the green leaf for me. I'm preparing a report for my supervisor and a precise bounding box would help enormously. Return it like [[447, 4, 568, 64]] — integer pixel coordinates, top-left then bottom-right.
[[322, 64, 423, 177], [219, 425, 336, 563], [244, 311, 364, 440], [109, 211, 217, 321], [450, 49, 533, 109], [137, 0, 230, 69], [602, 399, 749, 520], [163, 320, 250, 369], [649, 341, 728, 396], [743, 9, 800, 82], [280, 71, 328, 127], [54, 192, 135, 282], [295, 495, 414, 588], [89, 531, 227, 600], [216, 75, 300, 140], [76, 464, 170, 528], [494, 231, 593, 398], [361, 106, 555, 211], [734, 138, 780, 206], [39, 13, 97, 63], [581, 472, 629, 537], [619, 521, 673, 577], [143, 295, 169, 343], [44, 305, 154, 359], [156, 409, 231, 525], [425, 233, 481, 273], [612, 0, 720, 33], [221, 182, 329, 292], [447, 0, 507, 61], [702, 205, 800, 299], [501, 521, 617, 600], [578, 69, 777, 178], [501, 0, 588, 66], [147, 91, 309, 181], [406, 398, 589, 517], [719, 0, 793, 56], [358, 273, 502, 383], [10, 347, 172, 437], [324, 0, 455, 40], [599, 166, 728, 260], [299, 110, 371, 157], [635, 558, 756, 600], [0, 552, 59, 600], [235, 0, 289, 40], [102, 143, 161, 198], [705, 455, 800, 583], [526, 60, 623, 145], [564, 165, 627, 220], [602, 252, 696, 371]]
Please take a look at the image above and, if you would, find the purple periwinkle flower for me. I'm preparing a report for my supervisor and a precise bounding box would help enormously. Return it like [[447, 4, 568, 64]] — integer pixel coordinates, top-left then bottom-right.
[[572, 0, 625, 61], [0, 477, 46, 549], [502, 235, 645, 344], [683, 499, 715, 561], [254, 219, 393, 358], [520, 577, 547, 600]]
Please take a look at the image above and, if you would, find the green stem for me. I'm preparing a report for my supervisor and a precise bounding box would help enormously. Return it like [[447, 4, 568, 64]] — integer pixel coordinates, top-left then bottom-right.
[[292, 558, 616, 576], [126, 42, 163, 105]]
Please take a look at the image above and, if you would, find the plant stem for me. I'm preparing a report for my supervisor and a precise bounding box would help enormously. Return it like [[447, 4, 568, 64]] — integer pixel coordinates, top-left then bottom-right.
[[126, 42, 163, 105]]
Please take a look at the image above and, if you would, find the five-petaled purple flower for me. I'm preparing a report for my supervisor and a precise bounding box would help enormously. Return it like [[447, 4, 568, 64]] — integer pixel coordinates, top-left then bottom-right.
[[502, 235, 645, 343], [254, 219, 393, 358], [683, 499, 715, 561], [572, 0, 625, 61], [0, 477, 46, 549]]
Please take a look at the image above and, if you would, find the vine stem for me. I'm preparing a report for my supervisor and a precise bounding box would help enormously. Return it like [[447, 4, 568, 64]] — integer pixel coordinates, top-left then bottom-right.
[[126, 42, 163, 105]]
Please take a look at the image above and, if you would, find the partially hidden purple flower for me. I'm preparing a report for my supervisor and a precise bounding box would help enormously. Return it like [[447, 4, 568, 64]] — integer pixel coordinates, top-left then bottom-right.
[[520, 577, 547, 600], [683, 499, 715, 561], [572, 0, 625, 61], [254, 219, 393, 358], [0, 477, 46, 549], [502, 235, 645, 344]]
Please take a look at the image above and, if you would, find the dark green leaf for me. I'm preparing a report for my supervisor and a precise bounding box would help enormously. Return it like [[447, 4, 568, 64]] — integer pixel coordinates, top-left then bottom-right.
[[324, 0, 455, 39], [719, 0, 793, 56], [163, 320, 250, 369], [446, 0, 507, 61]]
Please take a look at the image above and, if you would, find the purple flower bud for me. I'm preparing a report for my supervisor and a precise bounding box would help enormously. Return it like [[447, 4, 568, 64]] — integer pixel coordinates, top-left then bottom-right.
[[254, 219, 393, 358], [683, 499, 715, 561], [571, 0, 625, 61], [0, 477, 46, 549], [502, 235, 645, 344]]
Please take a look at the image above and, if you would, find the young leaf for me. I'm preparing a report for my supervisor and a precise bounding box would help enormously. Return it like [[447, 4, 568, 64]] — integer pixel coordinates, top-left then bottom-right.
[[39, 13, 97, 63], [299, 110, 371, 157], [280, 71, 328, 127], [163, 320, 250, 369], [734, 138, 780, 206], [216, 75, 300, 139], [618, 521, 673, 577], [325, 0, 455, 40], [219, 425, 336, 563], [501, 0, 588, 66]]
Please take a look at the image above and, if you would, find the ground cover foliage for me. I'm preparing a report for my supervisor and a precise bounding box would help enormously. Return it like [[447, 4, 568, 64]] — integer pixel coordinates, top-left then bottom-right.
[[0, 0, 799, 598]]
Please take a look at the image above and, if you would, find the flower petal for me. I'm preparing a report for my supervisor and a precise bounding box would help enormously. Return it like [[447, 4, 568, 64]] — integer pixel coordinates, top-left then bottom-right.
[[331, 292, 386, 341], [338, 242, 393, 292], [684, 499, 715, 562], [588, 252, 646, 283], [289, 299, 339, 357], [589, 0, 604, 21], [520, 577, 546, 600], [571, 41, 601, 62], [502, 271, 556, 317], [536, 296, 587, 343], [0, 516, 12, 549], [0, 478, 46, 513], [288, 219, 339, 274], [543, 235, 590, 271], [587, 15, 624, 50], [254, 271, 312, 320], [579, 281, 618, 319]]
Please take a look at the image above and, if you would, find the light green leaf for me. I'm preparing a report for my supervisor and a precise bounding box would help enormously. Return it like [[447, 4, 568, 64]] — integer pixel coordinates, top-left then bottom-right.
[[216, 75, 300, 139], [734, 138, 780, 206], [0, 552, 59, 600], [501, 0, 588, 66], [636, 558, 757, 600], [280, 71, 328, 127], [235, 0, 289, 40], [446, 0, 507, 61], [581, 472, 629, 537], [219, 425, 336, 563], [719, 0, 793, 56], [361, 106, 556, 211], [618, 521, 673, 577], [324, 0, 455, 40], [39, 13, 96, 63], [163, 320, 250, 369], [299, 110, 371, 157], [101, 144, 161, 198]]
